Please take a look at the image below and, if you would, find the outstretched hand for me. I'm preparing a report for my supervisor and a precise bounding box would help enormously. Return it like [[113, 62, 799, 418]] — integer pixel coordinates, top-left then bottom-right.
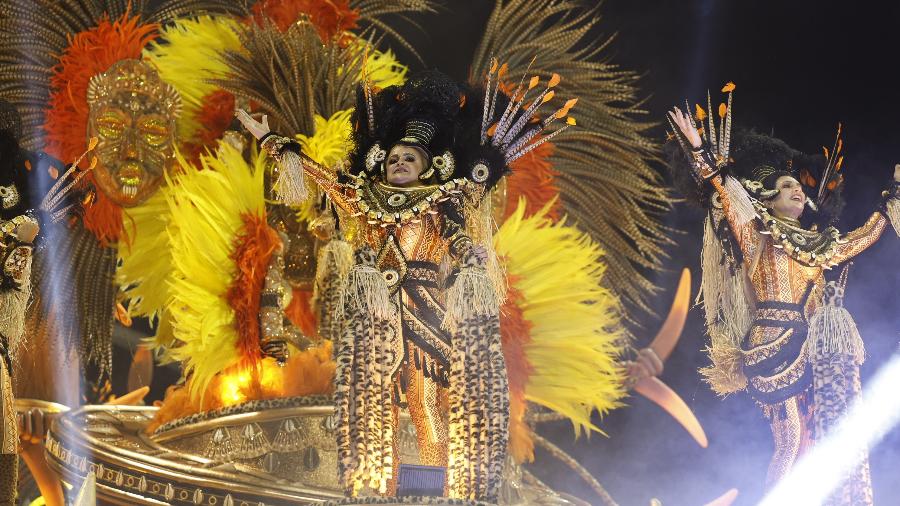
[[668, 107, 702, 149], [235, 109, 270, 140]]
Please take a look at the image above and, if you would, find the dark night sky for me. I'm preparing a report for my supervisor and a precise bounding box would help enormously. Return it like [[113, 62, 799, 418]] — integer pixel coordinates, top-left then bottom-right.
[[388, 1, 900, 505]]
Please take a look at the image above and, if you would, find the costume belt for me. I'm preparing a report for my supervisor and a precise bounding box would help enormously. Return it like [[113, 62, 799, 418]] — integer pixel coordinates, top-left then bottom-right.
[[743, 284, 814, 404]]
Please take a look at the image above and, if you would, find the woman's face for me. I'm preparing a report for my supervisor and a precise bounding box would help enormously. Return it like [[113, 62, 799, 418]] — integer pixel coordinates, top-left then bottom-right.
[[766, 175, 806, 220], [385, 145, 426, 187]]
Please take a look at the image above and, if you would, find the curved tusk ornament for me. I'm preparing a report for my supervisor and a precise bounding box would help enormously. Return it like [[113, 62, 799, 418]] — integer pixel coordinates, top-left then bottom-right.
[[703, 488, 739, 506], [633, 376, 708, 448], [649, 267, 691, 362], [630, 267, 707, 447]]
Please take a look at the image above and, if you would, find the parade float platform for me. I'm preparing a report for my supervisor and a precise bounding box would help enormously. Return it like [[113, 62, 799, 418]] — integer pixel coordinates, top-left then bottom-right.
[[44, 396, 586, 505]]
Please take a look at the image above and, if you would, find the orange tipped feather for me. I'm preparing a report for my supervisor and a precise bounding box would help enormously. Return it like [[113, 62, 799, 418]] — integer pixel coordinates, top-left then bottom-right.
[[566, 116, 576, 126], [528, 76, 539, 89], [548, 73, 560, 87], [721, 82, 736, 92], [800, 169, 816, 187], [695, 104, 707, 121], [490, 59, 498, 73], [718, 103, 727, 118], [541, 90, 556, 104], [836, 156, 844, 171]]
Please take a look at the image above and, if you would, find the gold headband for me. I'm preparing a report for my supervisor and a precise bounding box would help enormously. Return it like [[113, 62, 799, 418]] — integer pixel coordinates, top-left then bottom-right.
[[87, 59, 181, 117]]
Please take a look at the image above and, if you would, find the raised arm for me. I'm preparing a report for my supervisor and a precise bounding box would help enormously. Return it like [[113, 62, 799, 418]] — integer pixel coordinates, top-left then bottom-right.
[[831, 177, 900, 264], [235, 109, 358, 214], [668, 107, 761, 263]]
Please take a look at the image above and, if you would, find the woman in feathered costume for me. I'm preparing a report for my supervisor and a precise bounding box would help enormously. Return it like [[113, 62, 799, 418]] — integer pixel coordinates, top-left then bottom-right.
[[237, 67, 577, 500], [668, 88, 900, 505]]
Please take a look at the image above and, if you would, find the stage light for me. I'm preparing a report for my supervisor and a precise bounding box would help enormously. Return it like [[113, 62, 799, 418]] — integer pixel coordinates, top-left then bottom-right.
[[759, 352, 900, 506]]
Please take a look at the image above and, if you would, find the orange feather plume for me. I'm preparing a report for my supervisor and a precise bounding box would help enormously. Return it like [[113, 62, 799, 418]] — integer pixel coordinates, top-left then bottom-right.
[[285, 288, 319, 339], [505, 140, 562, 220], [182, 89, 237, 164], [250, 0, 359, 40], [146, 340, 335, 433], [500, 280, 535, 462], [43, 11, 159, 245], [226, 214, 281, 366]]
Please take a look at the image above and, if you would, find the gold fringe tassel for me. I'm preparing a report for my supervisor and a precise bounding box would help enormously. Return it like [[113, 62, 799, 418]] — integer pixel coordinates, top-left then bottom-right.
[[808, 302, 865, 365], [340, 265, 393, 321], [442, 266, 500, 333], [723, 175, 757, 226], [314, 238, 354, 290], [698, 216, 751, 395], [0, 248, 32, 360], [274, 150, 308, 206]]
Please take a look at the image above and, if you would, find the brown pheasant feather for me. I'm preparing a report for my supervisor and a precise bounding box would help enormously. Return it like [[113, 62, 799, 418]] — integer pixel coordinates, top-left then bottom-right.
[[471, 0, 673, 314], [212, 18, 366, 137]]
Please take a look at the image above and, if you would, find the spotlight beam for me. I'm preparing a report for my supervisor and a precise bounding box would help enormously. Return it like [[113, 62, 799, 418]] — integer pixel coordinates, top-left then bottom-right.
[[759, 351, 900, 506]]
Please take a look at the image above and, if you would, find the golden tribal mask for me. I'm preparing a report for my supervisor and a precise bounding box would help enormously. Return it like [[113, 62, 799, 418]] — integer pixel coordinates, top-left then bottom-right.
[[87, 59, 181, 206]]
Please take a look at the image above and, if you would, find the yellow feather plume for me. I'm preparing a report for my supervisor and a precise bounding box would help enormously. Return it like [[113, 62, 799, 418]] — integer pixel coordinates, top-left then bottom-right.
[[360, 43, 408, 89], [293, 109, 354, 223], [118, 188, 173, 323], [165, 144, 269, 402], [144, 16, 244, 140], [494, 200, 626, 437], [296, 109, 354, 168]]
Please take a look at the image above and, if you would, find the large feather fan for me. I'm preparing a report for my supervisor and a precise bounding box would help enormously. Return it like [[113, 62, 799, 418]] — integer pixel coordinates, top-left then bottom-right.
[[470, 0, 672, 314]]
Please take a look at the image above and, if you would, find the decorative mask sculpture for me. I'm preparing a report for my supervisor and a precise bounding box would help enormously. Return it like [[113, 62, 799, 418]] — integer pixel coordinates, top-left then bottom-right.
[[87, 59, 181, 206]]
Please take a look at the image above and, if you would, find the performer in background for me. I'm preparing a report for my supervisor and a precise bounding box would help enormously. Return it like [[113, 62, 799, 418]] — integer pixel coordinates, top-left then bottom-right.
[[668, 87, 900, 506]]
